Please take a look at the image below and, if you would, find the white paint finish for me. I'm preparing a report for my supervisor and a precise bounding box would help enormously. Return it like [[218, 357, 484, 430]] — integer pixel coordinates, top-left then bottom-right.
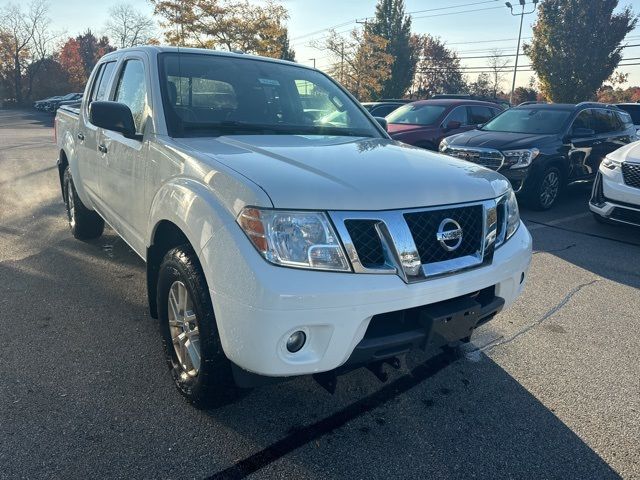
[[56, 46, 533, 377]]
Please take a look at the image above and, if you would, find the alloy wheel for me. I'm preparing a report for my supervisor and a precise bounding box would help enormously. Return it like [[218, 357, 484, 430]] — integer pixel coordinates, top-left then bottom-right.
[[539, 170, 560, 208], [168, 280, 201, 377]]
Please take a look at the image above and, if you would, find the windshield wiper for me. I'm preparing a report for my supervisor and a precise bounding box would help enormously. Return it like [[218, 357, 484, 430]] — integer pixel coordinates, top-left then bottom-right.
[[181, 120, 374, 137]]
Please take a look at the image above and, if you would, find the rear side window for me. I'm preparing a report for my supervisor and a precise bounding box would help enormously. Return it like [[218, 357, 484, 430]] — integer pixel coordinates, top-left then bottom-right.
[[89, 62, 116, 104], [616, 104, 640, 124], [114, 59, 147, 133], [468, 106, 495, 124], [590, 109, 620, 134], [616, 111, 634, 129], [444, 106, 469, 125], [370, 104, 399, 117]]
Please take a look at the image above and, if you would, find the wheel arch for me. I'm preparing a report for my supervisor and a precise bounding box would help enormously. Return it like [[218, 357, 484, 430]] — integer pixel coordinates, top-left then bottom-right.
[[57, 149, 69, 201]]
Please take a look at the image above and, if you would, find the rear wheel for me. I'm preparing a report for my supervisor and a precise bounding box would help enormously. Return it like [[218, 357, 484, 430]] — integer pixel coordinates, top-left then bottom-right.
[[525, 166, 563, 210], [63, 167, 104, 240], [157, 245, 239, 409]]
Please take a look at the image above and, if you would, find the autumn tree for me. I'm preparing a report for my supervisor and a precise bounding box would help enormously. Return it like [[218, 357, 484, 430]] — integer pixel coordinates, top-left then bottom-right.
[[367, 0, 419, 98], [317, 28, 393, 101], [412, 35, 466, 98], [0, 0, 49, 103], [58, 38, 86, 91], [150, 0, 292, 59], [525, 0, 637, 103], [105, 3, 156, 48]]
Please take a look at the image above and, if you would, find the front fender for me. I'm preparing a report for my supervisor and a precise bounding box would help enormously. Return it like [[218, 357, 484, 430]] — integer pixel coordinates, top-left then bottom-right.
[[147, 177, 235, 257]]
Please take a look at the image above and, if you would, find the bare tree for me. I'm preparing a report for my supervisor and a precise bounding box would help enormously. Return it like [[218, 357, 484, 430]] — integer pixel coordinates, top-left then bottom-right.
[[104, 3, 156, 49], [0, 0, 49, 103], [488, 49, 510, 98]]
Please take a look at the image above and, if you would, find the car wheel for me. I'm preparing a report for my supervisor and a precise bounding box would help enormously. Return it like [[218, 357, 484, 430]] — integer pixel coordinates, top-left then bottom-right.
[[157, 245, 239, 409], [63, 167, 104, 240], [527, 166, 563, 210]]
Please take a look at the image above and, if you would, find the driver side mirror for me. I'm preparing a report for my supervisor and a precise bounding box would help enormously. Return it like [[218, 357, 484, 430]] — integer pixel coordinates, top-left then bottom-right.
[[445, 120, 461, 131], [90, 101, 142, 140], [374, 116, 388, 131], [571, 127, 595, 138]]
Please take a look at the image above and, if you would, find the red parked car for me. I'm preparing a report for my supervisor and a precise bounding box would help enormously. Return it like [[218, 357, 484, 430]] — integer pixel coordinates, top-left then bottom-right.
[[386, 99, 503, 151]]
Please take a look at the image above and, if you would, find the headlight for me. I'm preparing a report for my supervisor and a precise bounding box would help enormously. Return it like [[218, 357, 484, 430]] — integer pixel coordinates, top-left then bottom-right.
[[439, 137, 449, 152], [602, 156, 622, 169], [505, 189, 520, 241], [238, 207, 351, 272], [503, 148, 539, 169]]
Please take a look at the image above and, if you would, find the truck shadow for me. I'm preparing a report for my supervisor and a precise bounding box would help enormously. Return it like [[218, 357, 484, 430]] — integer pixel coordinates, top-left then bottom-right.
[[203, 347, 621, 479]]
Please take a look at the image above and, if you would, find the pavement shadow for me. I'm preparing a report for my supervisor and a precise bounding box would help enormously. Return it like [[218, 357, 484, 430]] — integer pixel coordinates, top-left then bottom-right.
[[201, 346, 622, 480]]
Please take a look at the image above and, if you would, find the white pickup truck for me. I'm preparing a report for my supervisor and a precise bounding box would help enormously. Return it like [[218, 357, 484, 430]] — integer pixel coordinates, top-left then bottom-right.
[[55, 46, 532, 407]]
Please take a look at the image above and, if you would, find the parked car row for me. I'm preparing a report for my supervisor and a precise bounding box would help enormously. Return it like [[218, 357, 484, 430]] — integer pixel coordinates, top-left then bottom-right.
[[34, 93, 83, 113]]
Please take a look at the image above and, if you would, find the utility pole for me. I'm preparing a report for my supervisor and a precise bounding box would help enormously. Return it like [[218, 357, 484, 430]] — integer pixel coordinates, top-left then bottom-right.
[[309, 58, 316, 68], [506, 0, 538, 104]]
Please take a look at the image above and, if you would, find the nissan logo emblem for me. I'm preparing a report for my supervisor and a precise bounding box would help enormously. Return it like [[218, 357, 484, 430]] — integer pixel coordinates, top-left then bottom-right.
[[436, 218, 463, 251]]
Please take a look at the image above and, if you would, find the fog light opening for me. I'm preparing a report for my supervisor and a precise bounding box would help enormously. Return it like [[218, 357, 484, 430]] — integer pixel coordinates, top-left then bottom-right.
[[286, 331, 306, 353]]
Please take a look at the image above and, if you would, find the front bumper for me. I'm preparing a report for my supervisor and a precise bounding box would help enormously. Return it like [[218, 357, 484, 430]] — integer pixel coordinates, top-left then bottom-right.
[[589, 167, 640, 226], [201, 221, 532, 377]]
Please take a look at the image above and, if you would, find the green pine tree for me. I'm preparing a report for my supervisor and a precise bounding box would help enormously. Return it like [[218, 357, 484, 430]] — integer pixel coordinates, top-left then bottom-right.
[[367, 0, 418, 99]]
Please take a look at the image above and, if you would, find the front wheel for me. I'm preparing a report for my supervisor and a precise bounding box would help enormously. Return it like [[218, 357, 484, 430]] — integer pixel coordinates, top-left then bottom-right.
[[525, 166, 563, 210], [157, 245, 239, 409]]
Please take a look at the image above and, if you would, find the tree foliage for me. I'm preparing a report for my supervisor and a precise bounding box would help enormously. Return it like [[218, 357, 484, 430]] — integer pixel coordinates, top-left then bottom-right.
[[412, 34, 466, 98], [150, 0, 292, 59], [105, 3, 156, 48], [367, 0, 418, 98], [511, 86, 539, 105], [525, 0, 637, 102], [319, 28, 393, 101]]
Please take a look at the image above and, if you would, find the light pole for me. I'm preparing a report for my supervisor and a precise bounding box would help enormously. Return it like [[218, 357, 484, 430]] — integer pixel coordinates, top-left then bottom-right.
[[309, 58, 316, 68], [506, 0, 538, 104]]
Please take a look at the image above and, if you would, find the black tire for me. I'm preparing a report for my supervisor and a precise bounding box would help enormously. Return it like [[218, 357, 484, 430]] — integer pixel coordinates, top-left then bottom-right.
[[157, 245, 239, 409], [524, 165, 564, 211], [63, 167, 104, 240]]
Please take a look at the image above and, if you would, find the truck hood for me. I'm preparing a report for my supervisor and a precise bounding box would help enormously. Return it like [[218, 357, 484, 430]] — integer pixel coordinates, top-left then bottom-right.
[[176, 135, 511, 211], [448, 130, 557, 150]]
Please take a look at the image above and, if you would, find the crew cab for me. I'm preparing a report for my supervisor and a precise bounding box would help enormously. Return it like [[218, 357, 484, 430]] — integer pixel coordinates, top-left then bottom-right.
[[55, 46, 532, 408], [440, 102, 638, 210]]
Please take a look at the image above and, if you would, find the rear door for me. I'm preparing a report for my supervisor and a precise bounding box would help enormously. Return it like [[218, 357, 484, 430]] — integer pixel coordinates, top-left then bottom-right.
[[98, 56, 150, 255], [590, 108, 627, 176], [76, 61, 116, 201]]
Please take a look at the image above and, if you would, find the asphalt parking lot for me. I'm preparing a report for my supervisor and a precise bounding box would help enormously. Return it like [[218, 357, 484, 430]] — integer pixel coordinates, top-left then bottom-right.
[[1, 109, 638, 480]]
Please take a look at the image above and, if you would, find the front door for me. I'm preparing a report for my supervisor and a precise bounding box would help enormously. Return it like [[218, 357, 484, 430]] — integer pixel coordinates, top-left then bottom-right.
[[98, 57, 150, 256]]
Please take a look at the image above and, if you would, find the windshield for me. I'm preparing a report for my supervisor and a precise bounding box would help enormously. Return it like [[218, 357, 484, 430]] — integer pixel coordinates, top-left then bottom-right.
[[386, 103, 446, 125], [158, 53, 380, 138], [481, 108, 572, 134]]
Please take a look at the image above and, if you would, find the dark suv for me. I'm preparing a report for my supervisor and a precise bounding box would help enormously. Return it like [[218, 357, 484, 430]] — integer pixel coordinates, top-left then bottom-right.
[[440, 102, 638, 209], [386, 99, 502, 151]]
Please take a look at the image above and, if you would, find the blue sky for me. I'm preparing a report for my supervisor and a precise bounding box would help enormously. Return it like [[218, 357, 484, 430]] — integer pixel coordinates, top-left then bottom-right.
[[44, 0, 640, 90]]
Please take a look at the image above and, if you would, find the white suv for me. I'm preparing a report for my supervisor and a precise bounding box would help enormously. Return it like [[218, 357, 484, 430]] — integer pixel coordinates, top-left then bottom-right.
[[590, 142, 640, 227], [55, 46, 532, 407]]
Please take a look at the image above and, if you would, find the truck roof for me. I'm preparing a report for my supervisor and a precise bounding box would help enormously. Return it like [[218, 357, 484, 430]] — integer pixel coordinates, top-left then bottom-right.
[[100, 45, 306, 70]]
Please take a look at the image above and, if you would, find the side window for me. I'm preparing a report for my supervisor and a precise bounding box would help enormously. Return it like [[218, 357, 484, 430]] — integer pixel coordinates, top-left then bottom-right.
[[468, 106, 494, 124], [88, 62, 116, 105], [371, 104, 398, 117], [617, 111, 634, 129], [114, 60, 147, 133], [571, 109, 592, 133], [591, 109, 617, 134], [95, 62, 116, 101], [444, 106, 468, 126]]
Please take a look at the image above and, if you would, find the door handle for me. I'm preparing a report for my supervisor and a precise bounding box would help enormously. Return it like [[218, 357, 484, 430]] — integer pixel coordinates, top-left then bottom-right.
[[77, 132, 85, 141], [98, 144, 108, 154]]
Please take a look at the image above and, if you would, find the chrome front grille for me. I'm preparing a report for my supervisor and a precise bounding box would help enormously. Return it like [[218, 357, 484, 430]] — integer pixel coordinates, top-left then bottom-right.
[[622, 162, 640, 189], [330, 197, 505, 284], [443, 146, 505, 170]]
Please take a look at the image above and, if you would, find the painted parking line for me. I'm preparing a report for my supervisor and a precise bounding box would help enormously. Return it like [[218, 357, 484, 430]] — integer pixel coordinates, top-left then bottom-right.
[[525, 212, 591, 231]]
